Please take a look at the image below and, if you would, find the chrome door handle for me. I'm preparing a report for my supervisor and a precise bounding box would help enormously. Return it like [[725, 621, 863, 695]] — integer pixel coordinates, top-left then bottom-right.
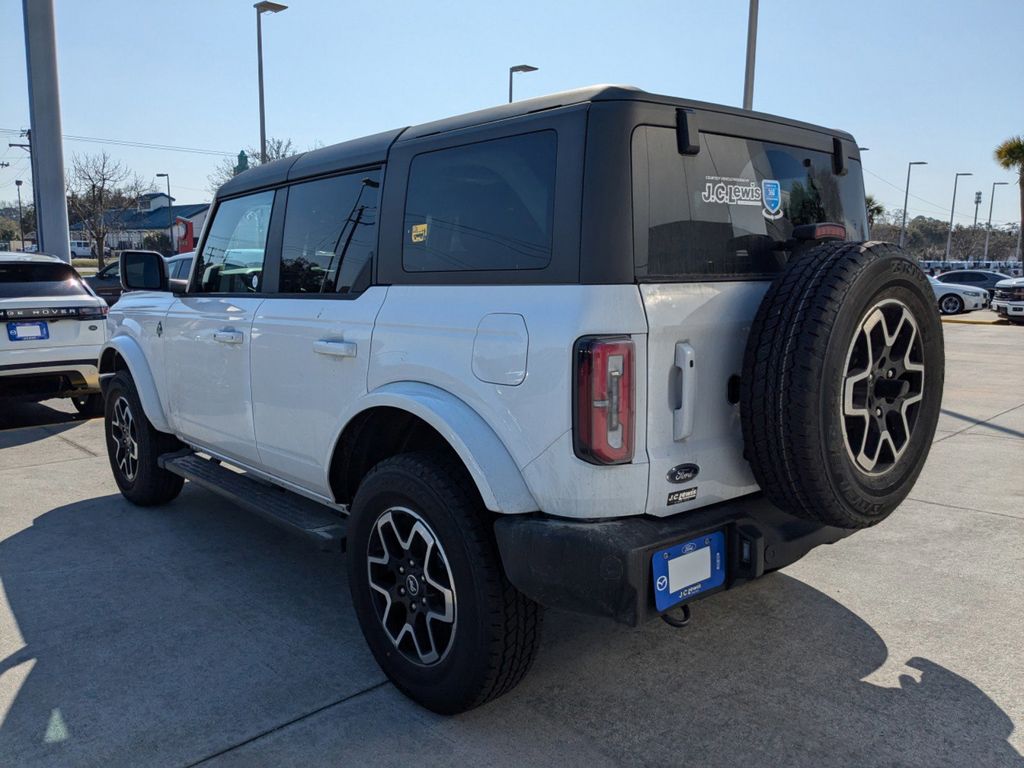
[[673, 342, 696, 441], [313, 339, 357, 358], [213, 329, 244, 344]]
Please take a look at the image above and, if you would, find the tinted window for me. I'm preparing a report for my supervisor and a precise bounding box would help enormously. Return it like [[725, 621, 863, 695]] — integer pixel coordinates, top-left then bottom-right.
[[195, 191, 274, 293], [169, 258, 191, 279], [632, 127, 869, 279], [0, 262, 90, 298], [403, 131, 557, 272], [280, 170, 380, 294]]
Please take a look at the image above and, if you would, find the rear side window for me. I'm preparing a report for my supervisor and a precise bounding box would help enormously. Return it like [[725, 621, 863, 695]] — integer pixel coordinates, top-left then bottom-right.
[[0, 262, 90, 298], [402, 131, 557, 272], [280, 170, 380, 294], [196, 190, 274, 293], [632, 127, 869, 280]]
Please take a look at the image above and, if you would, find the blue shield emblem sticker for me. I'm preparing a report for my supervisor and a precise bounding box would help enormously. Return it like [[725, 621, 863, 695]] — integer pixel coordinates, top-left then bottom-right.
[[762, 179, 783, 220]]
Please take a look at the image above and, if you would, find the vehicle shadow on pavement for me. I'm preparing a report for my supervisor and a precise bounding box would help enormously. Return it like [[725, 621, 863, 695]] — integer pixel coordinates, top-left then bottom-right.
[[1, 490, 1020, 768], [0, 401, 85, 433]]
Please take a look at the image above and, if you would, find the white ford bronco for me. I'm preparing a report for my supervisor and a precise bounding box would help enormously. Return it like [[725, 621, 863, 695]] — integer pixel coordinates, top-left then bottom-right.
[[101, 86, 944, 714]]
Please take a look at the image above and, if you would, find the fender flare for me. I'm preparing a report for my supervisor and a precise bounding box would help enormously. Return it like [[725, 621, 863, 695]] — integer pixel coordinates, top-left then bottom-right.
[[336, 382, 538, 514], [99, 337, 172, 433]]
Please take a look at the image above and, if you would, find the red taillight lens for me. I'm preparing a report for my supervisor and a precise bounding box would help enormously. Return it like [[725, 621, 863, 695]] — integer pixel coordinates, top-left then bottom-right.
[[574, 336, 635, 465]]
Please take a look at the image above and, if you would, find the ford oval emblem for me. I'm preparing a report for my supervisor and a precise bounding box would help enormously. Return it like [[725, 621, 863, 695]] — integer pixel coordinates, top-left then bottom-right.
[[667, 463, 700, 484]]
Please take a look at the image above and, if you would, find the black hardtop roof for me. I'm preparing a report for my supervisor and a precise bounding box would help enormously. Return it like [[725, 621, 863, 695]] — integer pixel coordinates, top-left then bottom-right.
[[216, 85, 854, 199]]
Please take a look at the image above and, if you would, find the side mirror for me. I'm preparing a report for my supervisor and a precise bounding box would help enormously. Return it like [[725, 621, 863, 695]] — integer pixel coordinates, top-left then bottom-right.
[[120, 250, 168, 292]]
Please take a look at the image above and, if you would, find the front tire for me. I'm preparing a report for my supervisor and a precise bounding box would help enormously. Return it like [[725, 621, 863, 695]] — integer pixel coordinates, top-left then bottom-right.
[[939, 294, 964, 315], [104, 371, 184, 506], [347, 452, 543, 714]]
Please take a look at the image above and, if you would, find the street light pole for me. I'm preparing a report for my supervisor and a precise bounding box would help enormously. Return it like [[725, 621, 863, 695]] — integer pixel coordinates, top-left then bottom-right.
[[983, 181, 1009, 261], [254, 2, 287, 164], [15, 180, 24, 247], [508, 64, 538, 103], [899, 161, 927, 249], [156, 173, 172, 254], [742, 0, 759, 110], [945, 172, 972, 261]]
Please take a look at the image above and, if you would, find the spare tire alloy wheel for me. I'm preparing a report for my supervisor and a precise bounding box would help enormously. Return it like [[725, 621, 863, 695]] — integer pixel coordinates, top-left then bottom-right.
[[842, 300, 925, 475], [367, 506, 456, 666], [110, 395, 139, 482]]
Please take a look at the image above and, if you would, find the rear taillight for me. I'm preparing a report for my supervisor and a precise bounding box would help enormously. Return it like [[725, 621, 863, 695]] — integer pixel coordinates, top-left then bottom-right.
[[574, 336, 635, 465], [78, 306, 108, 320]]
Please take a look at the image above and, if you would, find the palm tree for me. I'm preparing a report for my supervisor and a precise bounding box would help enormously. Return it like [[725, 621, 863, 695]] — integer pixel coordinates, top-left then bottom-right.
[[865, 194, 884, 228], [994, 136, 1024, 244]]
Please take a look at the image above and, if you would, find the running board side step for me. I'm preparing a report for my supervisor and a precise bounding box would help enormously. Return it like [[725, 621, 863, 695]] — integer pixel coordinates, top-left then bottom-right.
[[158, 452, 346, 551]]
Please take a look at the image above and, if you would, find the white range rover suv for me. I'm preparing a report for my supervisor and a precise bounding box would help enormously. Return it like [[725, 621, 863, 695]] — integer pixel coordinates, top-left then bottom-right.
[[1, 252, 107, 415], [100, 86, 945, 714]]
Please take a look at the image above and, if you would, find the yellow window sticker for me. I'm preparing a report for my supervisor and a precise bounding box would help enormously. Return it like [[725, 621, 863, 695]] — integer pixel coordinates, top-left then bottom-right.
[[411, 223, 428, 243]]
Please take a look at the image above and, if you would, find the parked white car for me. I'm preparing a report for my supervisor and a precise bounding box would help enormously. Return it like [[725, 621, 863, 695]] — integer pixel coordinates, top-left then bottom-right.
[[0, 252, 108, 415], [928, 275, 986, 315], [991, 276, 1024, 324]]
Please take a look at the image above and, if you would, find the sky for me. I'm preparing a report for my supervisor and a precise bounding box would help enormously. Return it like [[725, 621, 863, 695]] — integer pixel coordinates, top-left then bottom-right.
[[1, 0, 1022, 229]]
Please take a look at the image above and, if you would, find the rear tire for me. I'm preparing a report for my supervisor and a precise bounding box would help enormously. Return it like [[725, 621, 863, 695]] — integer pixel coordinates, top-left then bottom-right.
[[741, 241, 944, 529], [104, 371, 184, 506], [347, 452, 543, 714]]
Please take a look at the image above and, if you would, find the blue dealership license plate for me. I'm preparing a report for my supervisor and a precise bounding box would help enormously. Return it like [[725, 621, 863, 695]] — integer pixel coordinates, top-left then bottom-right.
[[652, 531, 726, 612], [7, 321, 49, 342]]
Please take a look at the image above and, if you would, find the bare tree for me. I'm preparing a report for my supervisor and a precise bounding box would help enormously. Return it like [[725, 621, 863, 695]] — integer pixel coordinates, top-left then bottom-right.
[[66, 152, 149, 268], [207, 137, 297, 194]]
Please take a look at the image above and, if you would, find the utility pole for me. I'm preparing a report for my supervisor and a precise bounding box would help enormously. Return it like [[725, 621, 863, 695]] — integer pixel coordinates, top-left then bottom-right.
[[156, 173, 173, 253], [742, 0, 759, 110], [15, 179, 25, 246], [22, 0, 71, 262]]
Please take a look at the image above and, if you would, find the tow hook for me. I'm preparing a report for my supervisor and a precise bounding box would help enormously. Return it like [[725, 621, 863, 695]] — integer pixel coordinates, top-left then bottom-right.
[[661, 603, 691, 628]]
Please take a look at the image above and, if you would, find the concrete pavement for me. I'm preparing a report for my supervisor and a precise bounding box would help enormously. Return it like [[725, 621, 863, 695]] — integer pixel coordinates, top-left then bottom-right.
[[0, 322, 1022, 767]]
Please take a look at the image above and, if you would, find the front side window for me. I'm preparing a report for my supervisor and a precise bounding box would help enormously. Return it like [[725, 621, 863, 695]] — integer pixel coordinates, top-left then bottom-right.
[[279, 170, 380, 294], [195, 190, 274, 293], [402, 131, 557, 273], [633, 127, 869, 279]]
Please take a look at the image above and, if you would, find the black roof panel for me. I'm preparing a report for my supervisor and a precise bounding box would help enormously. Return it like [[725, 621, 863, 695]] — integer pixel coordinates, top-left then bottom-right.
[[215, 85, 853, 199]]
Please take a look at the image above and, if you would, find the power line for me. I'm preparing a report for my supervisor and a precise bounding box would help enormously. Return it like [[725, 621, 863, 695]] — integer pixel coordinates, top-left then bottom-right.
[[863, 167, 983, 223], [0, 127, 235, 157]]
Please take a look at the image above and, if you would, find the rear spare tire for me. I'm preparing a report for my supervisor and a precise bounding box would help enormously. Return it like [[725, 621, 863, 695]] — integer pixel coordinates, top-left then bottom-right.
[[741, 241, 943, 529]]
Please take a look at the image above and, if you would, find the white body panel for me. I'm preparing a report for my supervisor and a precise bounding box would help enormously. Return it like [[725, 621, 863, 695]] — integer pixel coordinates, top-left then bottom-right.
[[250, 287, 388, 491], [162, 296, 266, 465], [639, 282, 765, 517], [368, 285, 650, 519]]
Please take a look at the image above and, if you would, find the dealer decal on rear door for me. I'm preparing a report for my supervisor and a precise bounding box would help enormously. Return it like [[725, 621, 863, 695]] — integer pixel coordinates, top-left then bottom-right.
[[700, 176, 783, 222]]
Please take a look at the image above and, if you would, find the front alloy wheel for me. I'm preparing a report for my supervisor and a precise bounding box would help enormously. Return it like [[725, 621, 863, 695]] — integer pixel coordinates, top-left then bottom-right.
[[109, 395, 140, 482], [366, 506, 456, 666]]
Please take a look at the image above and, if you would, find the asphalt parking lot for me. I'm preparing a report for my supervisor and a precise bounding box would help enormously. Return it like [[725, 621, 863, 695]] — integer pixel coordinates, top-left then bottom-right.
[[1, 320, 1022, 768]]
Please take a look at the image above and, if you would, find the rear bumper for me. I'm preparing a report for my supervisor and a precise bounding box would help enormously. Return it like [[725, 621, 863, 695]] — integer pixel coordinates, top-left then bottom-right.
[[494, 494, 852, 627], [0, 344, 101, 398]]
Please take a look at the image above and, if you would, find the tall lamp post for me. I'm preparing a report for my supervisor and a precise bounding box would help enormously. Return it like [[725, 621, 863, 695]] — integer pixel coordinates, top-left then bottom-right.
[[255, 2, 288, 163], [742, 0, 759, 110], [899, 161, 927, 248], [944, 172, 972, 261], [983, 181, 1009, 261], [508, 64, 537, 103], [156, 173, 173, 254], [14, 179, 24, 247]]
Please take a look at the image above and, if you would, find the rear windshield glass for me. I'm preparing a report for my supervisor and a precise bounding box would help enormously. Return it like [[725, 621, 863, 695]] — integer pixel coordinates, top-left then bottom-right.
[[632, 127, 868, 280], [0, 262, 90, 298]]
